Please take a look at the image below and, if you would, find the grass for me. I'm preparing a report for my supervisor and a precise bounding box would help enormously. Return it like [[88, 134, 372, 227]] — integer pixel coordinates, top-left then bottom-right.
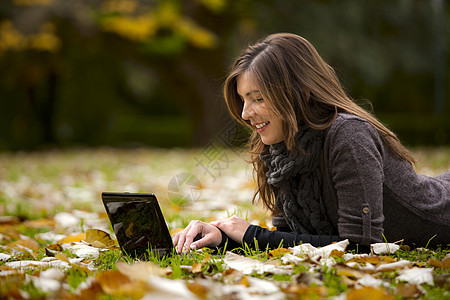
[[0, 147, 449, 299]]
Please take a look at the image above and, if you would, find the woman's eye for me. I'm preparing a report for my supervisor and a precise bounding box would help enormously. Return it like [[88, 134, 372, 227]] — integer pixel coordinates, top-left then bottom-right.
[[254, 98, 264, 103]]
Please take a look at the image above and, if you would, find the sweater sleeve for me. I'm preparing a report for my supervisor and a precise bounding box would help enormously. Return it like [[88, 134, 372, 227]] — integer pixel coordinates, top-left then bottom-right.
[[242, 225, 343, 248], [328, 118, 385, 245]]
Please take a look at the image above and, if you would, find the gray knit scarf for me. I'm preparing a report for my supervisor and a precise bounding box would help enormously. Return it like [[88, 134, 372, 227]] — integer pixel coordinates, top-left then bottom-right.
[[260, 126, 335, 235]]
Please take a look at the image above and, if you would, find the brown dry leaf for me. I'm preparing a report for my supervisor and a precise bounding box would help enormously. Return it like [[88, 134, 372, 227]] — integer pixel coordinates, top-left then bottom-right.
[[55, 252, 70, 263], [267, 248, 290, 259], [7, 238, 39, 250], [69, 280, 104, 300], [223, 268, 245, 283], [395, 283, 424, 298], [71, 264, 93, 275], [201, 254, 211, 264], [187, 280, 210, 298], [116, 261, 167, 281], [429, 256, 450, 270], [335, 264, 367, 279], [347, 256, 381, 265], [85, 229, 116, 248], [0, 216, 20, 225], [59, 233, 86, 244], [96, 270, 149, 298], [427, 258, 442, 268], [192, 262, 202, 273], [239, 275, 250, 287], [330, 249, 344, 258], [23, 218, 55, 228], [347, 286, 394, 300], [46, 244, 63, 251], [378, 256, 397, 263], [0, 265, 15, 271], [442, 256, 450, 270], [284, 283, 327, 299]]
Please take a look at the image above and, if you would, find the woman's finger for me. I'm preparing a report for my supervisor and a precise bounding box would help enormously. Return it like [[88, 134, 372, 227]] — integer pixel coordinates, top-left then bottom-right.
[[174, 222, 193, 253], [182, 221, 205, 252]]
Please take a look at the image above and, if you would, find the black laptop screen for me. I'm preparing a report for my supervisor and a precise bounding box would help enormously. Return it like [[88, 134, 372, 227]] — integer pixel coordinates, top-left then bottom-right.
[[102, 193, 173, 259]]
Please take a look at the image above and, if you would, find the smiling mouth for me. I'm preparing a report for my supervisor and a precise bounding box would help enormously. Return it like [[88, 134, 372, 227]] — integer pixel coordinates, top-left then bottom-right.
[[255, 121, 270, 131]]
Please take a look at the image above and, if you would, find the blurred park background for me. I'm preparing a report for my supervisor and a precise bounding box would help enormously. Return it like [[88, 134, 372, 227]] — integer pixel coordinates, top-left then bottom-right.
[[0, 0, 449, 151]]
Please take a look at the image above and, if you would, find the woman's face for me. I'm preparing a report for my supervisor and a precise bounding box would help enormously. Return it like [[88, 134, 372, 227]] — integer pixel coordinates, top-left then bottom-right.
[[237, 72, 284, 145]]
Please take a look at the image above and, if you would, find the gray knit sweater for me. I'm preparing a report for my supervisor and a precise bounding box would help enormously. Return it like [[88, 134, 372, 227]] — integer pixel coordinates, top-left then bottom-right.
[[241, 113, 450, 249], [321, 113, 450, 247]]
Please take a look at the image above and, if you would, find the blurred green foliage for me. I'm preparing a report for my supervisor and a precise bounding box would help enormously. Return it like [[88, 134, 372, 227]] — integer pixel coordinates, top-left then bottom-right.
[[0, 0, 448, 151]]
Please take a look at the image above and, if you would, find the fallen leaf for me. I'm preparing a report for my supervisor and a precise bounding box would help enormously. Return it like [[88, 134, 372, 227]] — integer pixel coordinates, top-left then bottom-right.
[[55, 252, 70, 263], [267, 248, 290, 259], [347, 286, 394, 300], [7, 238, 39, 250], [290, 239, 349, 261], [117, 261, 167, 280], [0, 216, 20, 225], [59, 233, 86, 244], [442, 256, 450, 270], [96, 270, 149, 298], [375, 260, 411, 272], [223, 252, 293, 275], [187, 279, 210, 298], [396, 267, 434, 286], [283, 283, 327, 299], [239, 275, 250, 287], [85, 229, 116, 248], [23, 218, 54, 228], [335, 264, 367, 279], [396, 283, 424, 298], [201, 254, 211, 264], [192, 262, 202, 273], [0, 253, 12, 261], [370, 243, 400, 255], [330, 249, 344, 258], [281, 253, 306, 265]]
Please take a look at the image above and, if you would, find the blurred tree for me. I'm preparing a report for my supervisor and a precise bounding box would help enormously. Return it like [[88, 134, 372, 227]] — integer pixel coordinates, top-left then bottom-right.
[[0, 0, 448, 150], [0, 0, 239, 149], [246, 0, 449, 144]]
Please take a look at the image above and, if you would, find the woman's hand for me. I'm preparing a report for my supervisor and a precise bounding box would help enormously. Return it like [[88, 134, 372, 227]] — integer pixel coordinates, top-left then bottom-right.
[[210, 215, 251, 243], [172, 220, 222, 253]]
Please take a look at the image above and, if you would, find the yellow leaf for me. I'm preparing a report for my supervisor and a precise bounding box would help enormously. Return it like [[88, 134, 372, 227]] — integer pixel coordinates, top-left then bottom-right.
[[85, 229, 116, 248], [267, 248, 290, 259], [55, 252, 70, 263], [201, 254, 211, 264], [330, 249, 344, 258], [116, 261, 167, 280], [192, 262, 202, 273], [187, 280, 209, 298], [96, 270, 148, 298], [8, 238, 39, 250], [395, 283, 423, 298], [239, 275, 250, 287], [442, 256, 450, 270], [335, 264, 367, 279], [284, 284, 327, 299], [58, 233, 86, 244], [347, 286, 394, 300]]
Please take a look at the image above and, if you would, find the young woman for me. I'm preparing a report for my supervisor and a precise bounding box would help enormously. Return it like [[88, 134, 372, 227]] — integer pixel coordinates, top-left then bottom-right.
[[173, 33, 450, 253]]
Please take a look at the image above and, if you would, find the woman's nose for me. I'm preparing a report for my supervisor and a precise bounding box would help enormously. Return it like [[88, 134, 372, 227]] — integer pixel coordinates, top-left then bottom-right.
[[241, 101, 253, 120]]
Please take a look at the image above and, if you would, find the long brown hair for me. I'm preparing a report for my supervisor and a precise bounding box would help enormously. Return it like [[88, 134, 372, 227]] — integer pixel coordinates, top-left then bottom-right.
[[223, 33, 415, 212]]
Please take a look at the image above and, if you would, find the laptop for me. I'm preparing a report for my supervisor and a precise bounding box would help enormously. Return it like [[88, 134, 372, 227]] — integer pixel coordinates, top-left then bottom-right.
[[101, 192, 174, 259]]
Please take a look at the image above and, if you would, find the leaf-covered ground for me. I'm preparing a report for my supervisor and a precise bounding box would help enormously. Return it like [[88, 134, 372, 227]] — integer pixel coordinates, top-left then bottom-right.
[[0, 147, 449, 299]]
